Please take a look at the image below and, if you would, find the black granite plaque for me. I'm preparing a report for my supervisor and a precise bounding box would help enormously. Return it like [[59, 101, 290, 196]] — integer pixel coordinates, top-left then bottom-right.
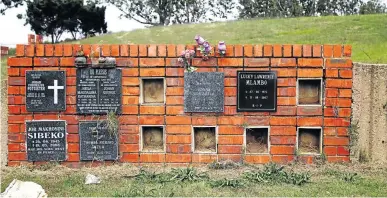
[[26, 71, 66, 112], [79, 121, 118, 161], [76, 68, 122, 114], [237, 71, 277, 112], [184, 72, 224, 112], [26, 121, 66, 161]]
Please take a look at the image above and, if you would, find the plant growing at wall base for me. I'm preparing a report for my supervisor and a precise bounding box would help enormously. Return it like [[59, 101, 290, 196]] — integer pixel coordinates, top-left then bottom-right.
[[107, 110, 119, 137]]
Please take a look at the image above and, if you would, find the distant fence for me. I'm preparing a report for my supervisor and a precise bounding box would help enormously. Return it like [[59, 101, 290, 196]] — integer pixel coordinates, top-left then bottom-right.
[[352, 63, 387, 163]]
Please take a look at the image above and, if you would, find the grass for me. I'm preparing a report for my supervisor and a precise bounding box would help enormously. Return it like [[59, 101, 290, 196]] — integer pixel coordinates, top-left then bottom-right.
[[1, 55, 8, 82], [1, 163, 387, 197], [69, 14, 387, 63]]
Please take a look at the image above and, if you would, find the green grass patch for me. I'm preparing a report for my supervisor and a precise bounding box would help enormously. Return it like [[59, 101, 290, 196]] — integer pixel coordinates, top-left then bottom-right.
[[1, 163, 387, 197], [70, 14, 387, 63], [1, 55, 8, 81]]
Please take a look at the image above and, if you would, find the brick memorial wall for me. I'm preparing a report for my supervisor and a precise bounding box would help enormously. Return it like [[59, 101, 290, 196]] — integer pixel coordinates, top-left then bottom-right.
[[7, 44, 353, 167]]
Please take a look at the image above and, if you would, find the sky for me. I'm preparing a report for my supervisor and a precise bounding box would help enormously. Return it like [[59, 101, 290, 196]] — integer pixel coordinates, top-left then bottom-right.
[[1, 1, 387, 47], [0, 3, 146, 47]]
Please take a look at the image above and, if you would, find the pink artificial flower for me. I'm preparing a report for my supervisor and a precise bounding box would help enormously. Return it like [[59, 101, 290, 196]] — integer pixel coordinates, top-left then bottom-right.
[[218, 41, 226, 51], [189, 50, 195, 55], [180, 50, 185, 57], [195, 35, 205, 45], [177, 57, 184, 63], [184, 52, 191, 59]]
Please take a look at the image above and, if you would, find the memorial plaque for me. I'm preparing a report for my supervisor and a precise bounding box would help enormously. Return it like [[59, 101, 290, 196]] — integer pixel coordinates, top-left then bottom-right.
[[184, 72, 224, 112], [237, 71, 277, 112], [26, 71, 66, 112], [79, 121, 118, 161], [76, 68, 122, 114], [26, 121, 66, 161]]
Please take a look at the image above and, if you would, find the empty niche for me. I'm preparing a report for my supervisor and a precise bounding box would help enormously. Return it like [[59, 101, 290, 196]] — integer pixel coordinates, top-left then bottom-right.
[[298, 79, 322, 105], [245, 128, 269, 153], [141, 78, 165, 104], [297, 128, 321, 154], [141, 126, 164, 152], [193, 127, 216, 153]]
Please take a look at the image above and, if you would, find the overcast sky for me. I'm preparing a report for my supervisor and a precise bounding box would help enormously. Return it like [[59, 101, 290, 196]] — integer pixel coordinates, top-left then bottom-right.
[[1, 1, 386, 47]]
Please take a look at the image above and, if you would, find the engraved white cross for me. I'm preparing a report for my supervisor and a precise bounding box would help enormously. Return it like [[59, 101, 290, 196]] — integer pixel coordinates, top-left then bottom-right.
[[48, 80, 64, 104]]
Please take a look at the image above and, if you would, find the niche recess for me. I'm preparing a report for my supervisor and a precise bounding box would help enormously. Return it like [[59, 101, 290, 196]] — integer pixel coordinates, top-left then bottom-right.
[[245, 127, 269, 154], [297, 79, 322, 105], [141, 78, 165, 104], [141, 126, 165, 152], [297, 127, 322, 154], [193, 127, 216, 153]]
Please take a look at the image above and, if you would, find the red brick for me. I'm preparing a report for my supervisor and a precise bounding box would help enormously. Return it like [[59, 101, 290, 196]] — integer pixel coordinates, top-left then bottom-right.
[[167, 144, 191, 153], [325, 59, 352, 68], [277, 78, 296, 87], [120, 45, 129, 56], [327, 156, 350, 163], [243, 58, 269, 67], [140, 106, 165, 114], [343, 45, 352, 57], [34, 58, 59, 66], [277, 87, 296, 96], [324, 147, 337, 156], [302, 45, 312, 57], [166, 106, 184, 115], [338, 108, 351, 117], [325, 98, 352, 107], [326, 88, 339, 97], [166, 68, 184, 76], [139, 116, 163, 125], [272, 155, 294, 163], [270, 106, 296, 116], [218, 145, 242, 154], [140, 153, 165, 163], [297, 106, 323, 116], [324, 118, 350, 127], [192, 154, 217, 163], [293, 45, 302, 57], [120, 144, 139, 152], [166, 154, 191, 163], [8, 57, 32, 66], [263, 45, 272, 56], [116, 58, 138, 67], [298, 58, 323, 67], [243, 116, 270, 125], [121, 153, 139, 162], [8, 124, 21, 133], [8, 152, 26, 161], [337, 127, 348, 136], [218, 135, 243, 145], [129, 45, 139, 57], [166, 116, 191, 125], [271, 58, 296, 67], [333, 45, 342, 57], [297, 69, 323, 77], [326, 79, 352, 88], [271, 126, 296, 136], [297, 117, 323, 126], [166, 135, 191, 144], [218, 58, 243, 67], [270, 146, 294, 155], [234, 45, 243, 56], [191, 116, 217, 125], [7, 86, 19, 95], [8, 96, 24, 105], [139, 58, 164, 67], [140, 68, 165, 76], [339, 70, 352, 78], [8, 77, 25, 86], [323, 45, 333, 57], [312, 45, 322, 57], [324, 137, 349, 146], [283, 45, 292, 57], [166, 87, 184, 96], [16, 44, 25, 56], [253, 45, 263, 57], [273, 45, 282, 57], [277, 97, 296, 105], [325, 69, 339, 77], [166, 125, 191, 135], [244, 45, 253, 57], [272, 68, 296, 77], [271, 136, 296, 145], [25, 45, 35, 56], [110, 45, 120, 56], [218, 126, 243, 135], [8, 115, 32, 124], [339, 89, 352, 98], [218, 116, 244, 125], [245, 155, 270, 164], [120, 134, 139, 144], [167, 44, 176, 57], [36, 44, 44, 56], [270, 117, 296, 126]]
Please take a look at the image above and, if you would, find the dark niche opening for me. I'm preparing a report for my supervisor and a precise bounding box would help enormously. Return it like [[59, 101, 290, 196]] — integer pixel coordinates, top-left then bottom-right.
[[298, 128, 321, 154], [142, 78, 165, 104], [142, 126, 164, 152], [298, 79, 322, 105], [246, 128, 269, 153], [194, 127, 216, 153]]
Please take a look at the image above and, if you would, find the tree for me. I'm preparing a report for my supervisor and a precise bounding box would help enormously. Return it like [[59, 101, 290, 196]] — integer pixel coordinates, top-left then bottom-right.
[[359, 0, 386, 14], [77, 2, 107, 38], [0, 0, 23, 15], [209, 0, 236, 20]]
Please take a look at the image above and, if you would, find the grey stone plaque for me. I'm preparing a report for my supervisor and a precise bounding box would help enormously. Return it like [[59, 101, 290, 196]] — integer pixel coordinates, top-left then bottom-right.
[[26, 121, 66, 161], [184, 72, 224, 112], [26, 71, 66, 112], [76, 68, 122, 114], [79, 121, 118, 161]]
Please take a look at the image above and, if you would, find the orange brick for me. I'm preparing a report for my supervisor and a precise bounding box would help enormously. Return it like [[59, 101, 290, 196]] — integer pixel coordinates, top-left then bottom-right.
[[140, 154, 165, 163], [218, 126, 243, 135], [325, 69, 339, 77], [244, 116, 270, 125], [298, 58, 323, 67], [167, 44, 176, 57], [63, 44, 72, 56], [312, 45, 322, 57], [272, 155, 294, 163], [16, 44, 25, 56], [7, 86, 19, 95], [116, 58, 138, 67], [339, 89, 352, 98], [139, 58, 164, 67], [263, 45, 272, 56], [157, 45, 166, 57], [271, 126, 296, 136], [272, 68, 297, 77], [111, 44, 120, 56], [8, 57, 32, 67], [122, 68, 139, 76], [54, 44, 63, 56], [293, 45, 302, 57], [297, 69, 323, 77], [192, 58, 217, 67], [101, 44, 110, 56], [283, 45, 292, 57], [120, 45, 129, 56], [271, 136, 296, 145], [277, 78, 296, 87], [122, 87, 140, 95], [297, 117, 323, 126], [129, 45, 138, 56], [218, 116, 244, 125], [343, 45, 352, 57], [122, 96, 139, 105], [326, 59, 352, 68], [333, 45, 342, 57], [323, 45, 333, 57], [218, 135, 243, 145], [7, 68, 19, 76], [44, 44, 54, 56], [166, 116, 191, 125], [167, 144, 191, 153], [120, 144, 139, 152], [138, 45, 147, 56], [8, 152, 26, 161], [140, 106, 165, 114], [139, 116, 164, 125], [34, 58, 59, 66], [120, 134, 139, 144], [270, 146, 294, 155], [25, 45, 35, 56], [338, 108, 351, 117], [270, 106, 296, 116], [192, 116, 217, 125], [122, 106, 138, 114], [253, 45, 263, 57], [72, 44, 82, 56], [243, 45, 253, 57], [166, 125, 191, 135], [35, 44, 44, 56], [244, 58, 269, 67], [166, 154, 191, 163], [302, 45, 312, 57], [120, 153, 139, 163], [166, 96, 184, 105], [277, 87, 296, 96], [147, 44, 157, 57], [192, 154, 217, 163], [273, 44, 282, 57], [245, 155, 270, 164], [324, 137, 349, 146], [218, 58, 243, 67], [218, 145, 242, 154], [166, 135, 191, 144], [277, 97, 296, 105], [270, 117, 296, 126], [234, 45, 243, 56], [326, 79, 352, 88], [166, 87, 184, 96], [324, 118, 350, 127], [326, 88, 339, 97], [297, 106, 323, 116], [140, 68, 165, 76], [271, 58, 296, 67], [339, 70, 352, 78]]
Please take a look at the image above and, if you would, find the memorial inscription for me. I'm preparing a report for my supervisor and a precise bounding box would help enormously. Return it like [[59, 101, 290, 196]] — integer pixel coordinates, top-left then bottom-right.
[[79, 121, 118, 161], [76, 68, 122, 114], [184, 72, 224, 112], [26, 121, 66, 161], [237, 71, 277, 112], [26, 71, 66, 112]]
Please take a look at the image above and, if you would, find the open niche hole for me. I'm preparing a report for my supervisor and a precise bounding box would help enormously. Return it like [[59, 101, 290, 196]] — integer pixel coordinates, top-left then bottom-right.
[[246, 128, 269, 153], [298, 128, 321, 154], [194, 127, 216, 153], [142, 126, 164, 152], [298, 79, 322, 105], [141, 78, 165, 104]]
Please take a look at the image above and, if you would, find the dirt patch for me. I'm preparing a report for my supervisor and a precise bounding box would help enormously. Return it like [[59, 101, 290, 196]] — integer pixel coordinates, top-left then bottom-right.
[[298, 128, 321, 153], [246, 128, 268, 153], [142, 79, 164, 103], [142, 127, 164, 152], [298, 80, 321, 104], [194, 127, 216, 152]]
